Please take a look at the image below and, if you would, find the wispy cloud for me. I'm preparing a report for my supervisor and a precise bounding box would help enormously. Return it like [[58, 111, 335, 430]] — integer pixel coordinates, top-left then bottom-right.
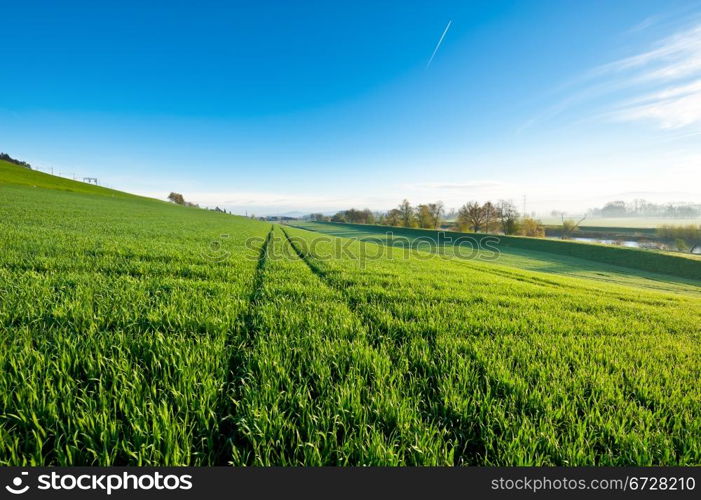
[[598, 25, 701, 77], [612, 78, 701, 128], [426, 20, 452, 68], [595, 22, 701, 129], [522, 18, 701, 132], [625, 15, 660, 34]]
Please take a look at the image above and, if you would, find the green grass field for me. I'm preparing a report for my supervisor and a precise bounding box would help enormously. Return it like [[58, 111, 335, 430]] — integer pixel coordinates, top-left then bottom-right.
[[290, 221, 701, 295], [2, 160, 700, 465]]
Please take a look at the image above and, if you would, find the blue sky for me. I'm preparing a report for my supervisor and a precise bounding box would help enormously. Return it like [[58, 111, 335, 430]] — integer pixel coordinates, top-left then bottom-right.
[[2, 0, 701, 215]]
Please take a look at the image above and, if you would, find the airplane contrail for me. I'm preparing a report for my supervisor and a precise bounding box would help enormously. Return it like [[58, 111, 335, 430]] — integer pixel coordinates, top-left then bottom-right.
[[426, 20, 452, 68]]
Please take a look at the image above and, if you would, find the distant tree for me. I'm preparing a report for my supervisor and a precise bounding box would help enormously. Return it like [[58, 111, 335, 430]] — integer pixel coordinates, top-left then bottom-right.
[[600, 200, 628, 217], [457, 201, 487, 232], [427, 201, 445, 229], [385, 208, 402, 227], [560, 215, 587, 239], [497, 200, 520, 235], [397, 199, 416, 228], [657, 225, 701, 253], [0, 152, 31, 169], [331, 208, 374, 224], [589, 199, 701, 218], [168, 192, 186, 205], [417, 204, 434, 229], [345, 208, 360, 223], [482, 201, 500, 233], [518, 217, 545, 237], [309, 213, 326, 222], [561, 220, 578, 238], [331, 211, 347, 222]]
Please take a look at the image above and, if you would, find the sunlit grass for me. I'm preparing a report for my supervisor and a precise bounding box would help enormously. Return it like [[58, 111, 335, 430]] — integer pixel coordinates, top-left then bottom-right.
[[1, 163, 699, 465]]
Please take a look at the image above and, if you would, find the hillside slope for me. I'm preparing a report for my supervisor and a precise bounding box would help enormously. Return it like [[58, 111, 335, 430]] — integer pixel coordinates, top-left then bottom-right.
[[0, 159, 148, 199]]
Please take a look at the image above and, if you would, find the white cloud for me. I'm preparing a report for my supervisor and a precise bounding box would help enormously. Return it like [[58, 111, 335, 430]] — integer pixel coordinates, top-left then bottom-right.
[[600, 25, 701, 77], [523, 20, 701, 132], [612, 84, 701, 128], [597, 23, 701, 129]]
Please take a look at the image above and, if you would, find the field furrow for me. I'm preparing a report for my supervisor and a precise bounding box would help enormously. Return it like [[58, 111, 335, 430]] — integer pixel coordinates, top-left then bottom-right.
[[215, 227, 274, 464], [227, 227, 452, 465]]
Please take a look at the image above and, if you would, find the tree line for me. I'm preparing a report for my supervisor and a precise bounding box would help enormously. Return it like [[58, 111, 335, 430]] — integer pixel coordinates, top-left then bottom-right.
[[587, 199, 701, 218], [310, 199, 545, 237], [0, 153, 31, 169]]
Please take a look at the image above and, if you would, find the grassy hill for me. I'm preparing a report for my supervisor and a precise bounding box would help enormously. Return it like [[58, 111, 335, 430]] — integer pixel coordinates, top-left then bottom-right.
[[1, 161, 700, 465], [291, 221, 701, 283], [0, 159, 146, 199]]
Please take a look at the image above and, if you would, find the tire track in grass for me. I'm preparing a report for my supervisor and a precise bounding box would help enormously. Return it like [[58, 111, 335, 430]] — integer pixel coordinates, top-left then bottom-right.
[[280, 227, 685, 465], [237, 227, 451, 464], [280, 227, 495, 464], [214, 226, 273, 464]]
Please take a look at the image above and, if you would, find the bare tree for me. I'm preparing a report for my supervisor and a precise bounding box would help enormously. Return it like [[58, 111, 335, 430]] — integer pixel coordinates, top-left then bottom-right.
[[457, 202, 487, 232], [496, 200, 520, 235], [427, 201, 444, 229], [397, 199, 416, 227], [482, 201, 500, 233], [385, 208, 402, 226], [560, 214, 587, 239]]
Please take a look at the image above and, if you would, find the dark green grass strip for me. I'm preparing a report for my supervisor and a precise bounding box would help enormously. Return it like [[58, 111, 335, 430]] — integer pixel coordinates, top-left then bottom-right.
[[303, 221, 701, 281], [215, 227, 273, 464]]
